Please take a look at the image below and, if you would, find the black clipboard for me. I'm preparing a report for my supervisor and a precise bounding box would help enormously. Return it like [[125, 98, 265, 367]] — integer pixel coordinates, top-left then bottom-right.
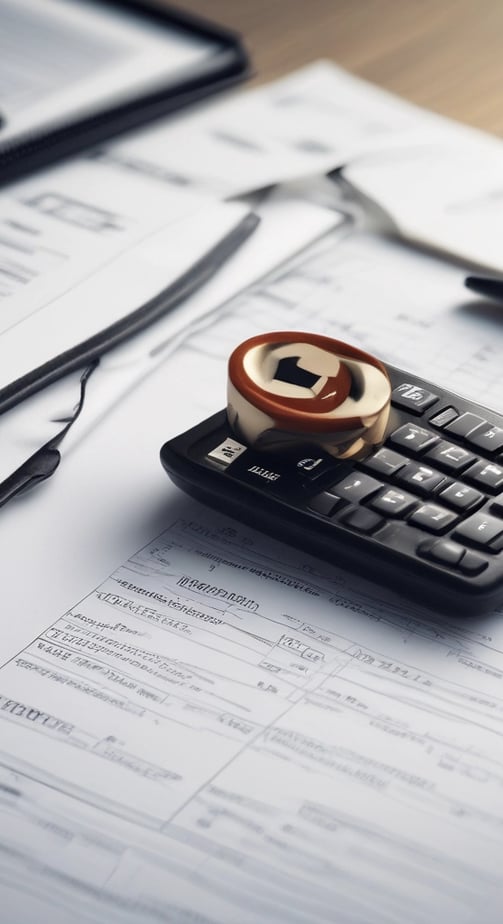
[[0, 0, 249, 185]]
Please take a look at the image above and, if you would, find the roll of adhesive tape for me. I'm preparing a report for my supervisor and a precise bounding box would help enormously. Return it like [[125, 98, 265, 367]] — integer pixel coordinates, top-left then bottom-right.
[[227, 332, 392, 459]]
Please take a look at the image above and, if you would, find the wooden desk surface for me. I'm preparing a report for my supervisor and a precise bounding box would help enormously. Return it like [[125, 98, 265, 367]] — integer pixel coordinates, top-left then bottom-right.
[[182, 0, 503, 137]]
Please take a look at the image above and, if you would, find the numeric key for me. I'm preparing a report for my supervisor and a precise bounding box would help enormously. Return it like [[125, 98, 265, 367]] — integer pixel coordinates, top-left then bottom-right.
[[467, 425, 503, 454], [330, 472, 383, 502], [396, 462, 445, 495], [361, 448, 408, 477], [454, 512, 503, 549], [389, 424, 438, 453], [369, 487, 417, 517], [425, 441, 476, 472], [445, 412, 487, 439], [439, 481, 483, 511], [464, 460, 503, 493], [409, 503, 457, 533]]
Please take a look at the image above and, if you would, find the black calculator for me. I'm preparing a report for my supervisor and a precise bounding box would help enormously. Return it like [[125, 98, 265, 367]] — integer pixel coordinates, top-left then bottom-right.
[[161, 345, 503, 617]]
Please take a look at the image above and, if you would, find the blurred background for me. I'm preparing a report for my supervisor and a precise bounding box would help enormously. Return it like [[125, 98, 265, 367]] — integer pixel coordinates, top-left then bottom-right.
[[181, 0, 503, 135]]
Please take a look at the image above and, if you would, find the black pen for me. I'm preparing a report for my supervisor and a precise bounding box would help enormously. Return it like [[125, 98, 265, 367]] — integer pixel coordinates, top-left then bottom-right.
[[0, 210, 260, 415], [0, 211, 260, 508], [465, 275, 503, 303]]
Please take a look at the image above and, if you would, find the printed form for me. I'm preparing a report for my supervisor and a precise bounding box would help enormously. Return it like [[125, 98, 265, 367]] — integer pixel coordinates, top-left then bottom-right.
[[2, 226, 503, 923], [0, 156, 248, 390], [3, 508, 503, 924]]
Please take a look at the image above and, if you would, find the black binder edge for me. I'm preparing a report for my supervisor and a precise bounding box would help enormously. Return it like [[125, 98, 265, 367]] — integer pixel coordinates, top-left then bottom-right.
[[0, 0, 250, 186]]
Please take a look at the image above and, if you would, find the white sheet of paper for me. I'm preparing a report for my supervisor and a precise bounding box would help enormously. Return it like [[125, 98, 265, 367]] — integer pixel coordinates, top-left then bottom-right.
[[344, 137, 503, 271], [0, 191, 341, 481], [104, 59, 503, 270], [1, 225, 503, 922], [60, 190, 344, 451], [2, 500, 503, 924], [0, 157, 244, 391], [102, 60, 440, 197]]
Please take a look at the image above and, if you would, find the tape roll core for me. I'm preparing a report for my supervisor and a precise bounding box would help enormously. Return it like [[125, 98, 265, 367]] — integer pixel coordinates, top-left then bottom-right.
[[227, 331, 391, 459]]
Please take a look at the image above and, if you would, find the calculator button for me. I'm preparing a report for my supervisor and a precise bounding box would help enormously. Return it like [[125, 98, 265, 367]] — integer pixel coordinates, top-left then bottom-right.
[[369, 487, 417, 517], [417, 538, 465, 567], [361, 447, 408, 476], [490, 496, 503, 516], [339, 506, 385, 534], [425, 441, 476, 472], [429, 407, 459, 429], [308, 492, 340, 517], [454, 512, 503, 549], [396, 462, 445, 495], [489, 533, 503, 553], [329, 472, 383, 502], [409, 503, 457, 533], [391, 383, 439, 413], [389, 424, 438, 453], [464, 460, 503, 493], [466, 424, 503, 454], [458, 551, 489, 576], [438, 481, 484, 511], [417, 538, 488, 575], [445, 412, 487, 439], [208, 438, 247, 467]]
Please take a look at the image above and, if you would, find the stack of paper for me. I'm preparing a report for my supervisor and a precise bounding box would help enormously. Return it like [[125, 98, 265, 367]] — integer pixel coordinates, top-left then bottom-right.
[[2, 58, 503, 924]]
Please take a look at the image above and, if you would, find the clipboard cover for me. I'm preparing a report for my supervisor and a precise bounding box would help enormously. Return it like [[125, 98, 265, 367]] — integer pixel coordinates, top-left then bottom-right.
[[0, 0, 250, 185]]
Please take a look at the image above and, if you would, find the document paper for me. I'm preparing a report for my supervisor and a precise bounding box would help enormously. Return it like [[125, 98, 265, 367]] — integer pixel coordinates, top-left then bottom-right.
[[1, 226, 503, 923], [0, 156, 239, 390], [2, 507, 503, 924], [106, 60, 503, 270]]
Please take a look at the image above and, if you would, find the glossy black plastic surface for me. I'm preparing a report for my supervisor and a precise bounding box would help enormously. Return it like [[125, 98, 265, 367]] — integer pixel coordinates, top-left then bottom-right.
[[161, 364, 503, 616]]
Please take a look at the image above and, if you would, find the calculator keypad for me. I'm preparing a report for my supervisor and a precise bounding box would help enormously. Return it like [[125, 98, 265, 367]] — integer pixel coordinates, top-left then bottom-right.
[[296, 379, 503, 583], [154, 336, 503, 622]]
